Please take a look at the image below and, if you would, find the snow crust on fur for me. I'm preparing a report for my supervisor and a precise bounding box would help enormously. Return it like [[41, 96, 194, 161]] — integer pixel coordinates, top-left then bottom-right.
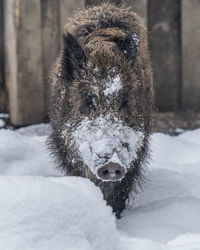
[[89, 67, 122, 97], [71, 115, 144, 175], [103, 73, 122, 96], [132, 33, 139, 47]]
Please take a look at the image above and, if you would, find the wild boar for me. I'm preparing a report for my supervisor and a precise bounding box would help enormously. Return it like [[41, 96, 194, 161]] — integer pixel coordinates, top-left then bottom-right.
[[49, 3, 154, 218]]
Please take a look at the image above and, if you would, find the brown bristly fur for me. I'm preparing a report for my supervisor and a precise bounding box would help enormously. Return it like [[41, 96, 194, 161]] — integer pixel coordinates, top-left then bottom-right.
[[49, 3, 154, 218]]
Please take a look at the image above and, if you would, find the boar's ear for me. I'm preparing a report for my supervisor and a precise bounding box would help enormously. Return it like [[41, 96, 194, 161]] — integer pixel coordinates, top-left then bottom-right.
[[118, 33, 139, 65], [61, 32, 86, 81]]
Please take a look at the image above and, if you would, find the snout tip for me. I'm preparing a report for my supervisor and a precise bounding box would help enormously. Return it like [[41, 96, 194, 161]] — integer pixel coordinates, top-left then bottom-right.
[[97, 162, 125, 181]]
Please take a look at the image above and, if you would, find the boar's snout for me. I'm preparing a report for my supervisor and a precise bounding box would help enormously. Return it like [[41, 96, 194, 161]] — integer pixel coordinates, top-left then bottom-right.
[[97, 162, 125, 181]]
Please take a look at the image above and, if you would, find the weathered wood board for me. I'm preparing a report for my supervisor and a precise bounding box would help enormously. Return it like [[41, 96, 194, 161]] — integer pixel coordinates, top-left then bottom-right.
[[41, 0, 60, 114], [4, 0, 44, 125], [182, 0, 200, 110], [59, 0, 85, 32], [0, 0, 8, 112], [148, 0, 181, 111]]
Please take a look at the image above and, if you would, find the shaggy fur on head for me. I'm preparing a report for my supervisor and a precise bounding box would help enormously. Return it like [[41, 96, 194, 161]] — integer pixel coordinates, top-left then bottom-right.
[[49, 3, 154, 218]]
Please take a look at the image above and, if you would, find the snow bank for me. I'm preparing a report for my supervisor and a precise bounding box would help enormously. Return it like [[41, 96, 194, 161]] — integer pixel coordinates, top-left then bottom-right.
[[117, 129, 200, 250], [0, 176, 120, 250], [0, 126, 59, 176], [1, 122, 200, 250]]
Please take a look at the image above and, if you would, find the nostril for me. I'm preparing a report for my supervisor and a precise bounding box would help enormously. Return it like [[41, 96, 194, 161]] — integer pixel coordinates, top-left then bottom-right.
[[115, 169, 121, 175], [102, 169, 109, 176], [122, 142, 129, 151]]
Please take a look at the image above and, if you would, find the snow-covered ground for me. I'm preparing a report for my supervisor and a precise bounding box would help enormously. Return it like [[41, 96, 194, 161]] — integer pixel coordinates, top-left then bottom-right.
[[0, 121, 200, 250]]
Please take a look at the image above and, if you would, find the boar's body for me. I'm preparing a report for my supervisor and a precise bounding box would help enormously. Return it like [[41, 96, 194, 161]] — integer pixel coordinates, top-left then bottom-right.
[[49, 3, 153, 218]]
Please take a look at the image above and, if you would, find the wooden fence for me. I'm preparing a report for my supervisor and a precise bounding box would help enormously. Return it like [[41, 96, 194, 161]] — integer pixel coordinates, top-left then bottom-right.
[[0, 0, 200, 125]]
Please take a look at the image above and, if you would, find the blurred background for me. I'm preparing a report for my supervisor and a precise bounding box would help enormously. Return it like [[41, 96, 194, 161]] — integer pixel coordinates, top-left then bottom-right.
[[0, 0, 200, 132]]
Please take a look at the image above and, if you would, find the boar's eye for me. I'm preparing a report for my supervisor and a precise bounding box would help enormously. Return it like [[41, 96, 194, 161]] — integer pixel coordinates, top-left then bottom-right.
[[119, 98, 128, 110], [85, 96, 93, 108], [83, 91, 96, 110]]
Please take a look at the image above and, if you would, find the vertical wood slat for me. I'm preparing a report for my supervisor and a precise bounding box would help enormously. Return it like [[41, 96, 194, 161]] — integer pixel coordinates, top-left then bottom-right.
[[148, 0, 181, 111], [4, 0, 44, 125], [182, 0, 200, 110], [0, 0, 4, 87], [41, 0, 86, 115], [41, 0, 60, 115], [59, 0, 85, 32], [86, 0, 121, 7], [0, 0, 8, 112]]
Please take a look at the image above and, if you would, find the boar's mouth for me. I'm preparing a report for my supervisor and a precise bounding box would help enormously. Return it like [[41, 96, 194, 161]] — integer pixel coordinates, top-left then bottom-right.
[[65, 115, 144, 182]]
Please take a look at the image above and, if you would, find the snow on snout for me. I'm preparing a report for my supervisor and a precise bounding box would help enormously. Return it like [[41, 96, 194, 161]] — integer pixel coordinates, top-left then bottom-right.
[[70, 116, 144, 177], [103, 73, 122, 96]]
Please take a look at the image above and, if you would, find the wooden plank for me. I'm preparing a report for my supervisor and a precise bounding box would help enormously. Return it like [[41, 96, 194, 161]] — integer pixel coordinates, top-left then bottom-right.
[[59, 0, 85, 32], [148, 0, 181, 111], [0, 0, 8, 112], [41, 0, 60, 115], [0, 0, 4, 88], [4, 0, 44, 125], [182, 0, 200, 110], [86, 0, 121, 7], [123, 0, 147, 24]]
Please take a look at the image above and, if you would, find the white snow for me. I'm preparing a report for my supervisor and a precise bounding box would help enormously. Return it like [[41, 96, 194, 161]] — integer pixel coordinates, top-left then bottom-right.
[[0, 124, 59, 176], [0, 113, 9, 118], [117, 129, 200, 249], [1, 122, 200, 250], [70, 115, 144, 176], [131, 33, 139, 47], [103, 73, 122, 96], [90, 67, 122, 97], [0, 176, 121, 250], [0, 118, 5, 127]]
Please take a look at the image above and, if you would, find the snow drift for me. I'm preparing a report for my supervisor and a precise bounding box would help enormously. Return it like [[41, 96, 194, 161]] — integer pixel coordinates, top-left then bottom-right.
[[0, 123, 200, 250]]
